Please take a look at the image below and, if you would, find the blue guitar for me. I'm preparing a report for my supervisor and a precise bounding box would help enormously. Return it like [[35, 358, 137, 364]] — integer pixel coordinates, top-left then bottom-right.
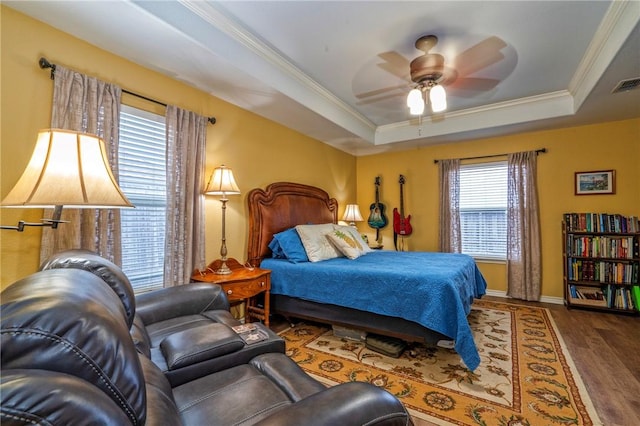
[[368, 177, 388, 241]]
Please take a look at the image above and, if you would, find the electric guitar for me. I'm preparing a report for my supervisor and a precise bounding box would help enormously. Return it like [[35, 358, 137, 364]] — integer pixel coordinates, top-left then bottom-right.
[[393, 175, 412, 236], [368, 176, 388, 229]]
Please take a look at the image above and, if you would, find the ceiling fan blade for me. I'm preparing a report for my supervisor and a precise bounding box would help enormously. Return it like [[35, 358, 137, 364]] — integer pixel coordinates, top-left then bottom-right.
[[355, 83, 408, 100], [450, 77, 501, 92], [355, 91, 405, 106], [453, 36, 507, 77], [376, 51, 411, 80]]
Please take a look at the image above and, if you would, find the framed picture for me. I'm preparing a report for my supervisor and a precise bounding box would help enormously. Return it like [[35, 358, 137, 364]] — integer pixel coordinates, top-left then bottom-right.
[[575, 170, 615, 195]]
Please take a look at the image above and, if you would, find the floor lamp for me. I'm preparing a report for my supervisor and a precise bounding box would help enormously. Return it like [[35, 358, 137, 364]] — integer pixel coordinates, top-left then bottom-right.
[[205, 165, 240, 275], [1, 129, 133, 231]]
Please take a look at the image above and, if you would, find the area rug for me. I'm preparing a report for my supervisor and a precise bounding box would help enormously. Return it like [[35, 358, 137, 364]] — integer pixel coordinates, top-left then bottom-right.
[[279, 299, 602, 425]]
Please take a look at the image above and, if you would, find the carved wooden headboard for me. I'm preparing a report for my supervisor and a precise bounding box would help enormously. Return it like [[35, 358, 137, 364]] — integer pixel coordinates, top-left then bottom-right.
[[246, 182, 338, 266]]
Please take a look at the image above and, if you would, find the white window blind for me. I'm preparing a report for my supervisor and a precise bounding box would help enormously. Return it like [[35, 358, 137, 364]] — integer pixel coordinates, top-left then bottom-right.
[[118, 105, 166, 293], [459, 161, 507, 260]]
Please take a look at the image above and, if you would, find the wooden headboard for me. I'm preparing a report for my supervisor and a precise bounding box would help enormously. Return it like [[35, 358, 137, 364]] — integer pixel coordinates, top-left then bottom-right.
[[247, 182, 338, 266]]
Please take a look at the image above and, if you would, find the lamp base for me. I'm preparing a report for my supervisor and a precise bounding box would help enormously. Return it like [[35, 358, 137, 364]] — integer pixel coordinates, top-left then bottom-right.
[[213, 260, 233, 275]]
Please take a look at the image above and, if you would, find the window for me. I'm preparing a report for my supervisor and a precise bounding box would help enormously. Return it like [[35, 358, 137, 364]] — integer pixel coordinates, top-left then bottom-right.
[[459, 161, 507, 260], [118, 105, 166, 292]]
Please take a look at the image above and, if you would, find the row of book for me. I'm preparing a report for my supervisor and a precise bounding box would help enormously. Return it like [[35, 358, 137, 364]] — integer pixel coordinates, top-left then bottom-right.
[[566, 235, 639, 259], [569, 284, 640, 311], [567, 259, 639, 284], [564, 213, 639, 234]]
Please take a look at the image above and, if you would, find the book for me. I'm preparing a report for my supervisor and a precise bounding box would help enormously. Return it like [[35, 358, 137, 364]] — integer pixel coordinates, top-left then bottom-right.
[[232, 323, 269, 344]]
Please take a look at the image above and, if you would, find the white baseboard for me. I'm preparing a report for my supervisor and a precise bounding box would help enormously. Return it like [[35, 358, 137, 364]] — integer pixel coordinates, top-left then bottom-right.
[[485, 289, 564, 305]]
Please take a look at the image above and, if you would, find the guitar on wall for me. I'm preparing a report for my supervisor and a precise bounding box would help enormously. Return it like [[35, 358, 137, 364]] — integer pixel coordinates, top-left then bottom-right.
[[367, 176, 388, 243], [393, 174, 412, 250]]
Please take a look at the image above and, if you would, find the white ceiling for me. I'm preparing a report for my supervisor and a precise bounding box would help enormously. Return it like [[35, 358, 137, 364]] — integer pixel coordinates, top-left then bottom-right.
[[7, 1, 640, 156]]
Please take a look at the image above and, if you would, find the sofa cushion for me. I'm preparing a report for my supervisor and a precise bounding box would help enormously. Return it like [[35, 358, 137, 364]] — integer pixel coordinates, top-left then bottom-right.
[[40, 249, 137, 328], [0, 370, 133, 426], [173, 363, 294, 425], [138, 356, 183, 426], [1, 270, 147, 425]]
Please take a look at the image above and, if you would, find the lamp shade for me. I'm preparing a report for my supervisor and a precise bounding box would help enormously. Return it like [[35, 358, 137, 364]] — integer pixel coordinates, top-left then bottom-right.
[[407, 88, 425, 116], [1, 129, 133, 208], [205, 165, 240, 196], [342, 204, 364, 223], [429, 84, 447, 113]]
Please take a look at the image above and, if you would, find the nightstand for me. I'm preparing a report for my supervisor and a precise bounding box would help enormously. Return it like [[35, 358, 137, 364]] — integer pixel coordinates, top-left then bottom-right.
[[191, 258, 271, 326]]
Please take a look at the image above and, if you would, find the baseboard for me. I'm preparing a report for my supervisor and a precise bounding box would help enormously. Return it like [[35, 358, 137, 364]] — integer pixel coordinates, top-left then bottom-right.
[[485, 289, 564, 305]]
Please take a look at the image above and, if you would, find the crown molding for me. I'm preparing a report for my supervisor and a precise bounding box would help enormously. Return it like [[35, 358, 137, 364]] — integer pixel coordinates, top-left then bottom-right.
[[569, 0, 640, 109], [374, 91, 574, 145], [179, 0, 377, 140]]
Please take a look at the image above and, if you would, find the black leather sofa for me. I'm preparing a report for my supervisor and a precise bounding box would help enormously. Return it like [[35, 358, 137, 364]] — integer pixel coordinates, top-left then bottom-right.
[[1, 252, 413, 425], [39, 250, 286, 387]]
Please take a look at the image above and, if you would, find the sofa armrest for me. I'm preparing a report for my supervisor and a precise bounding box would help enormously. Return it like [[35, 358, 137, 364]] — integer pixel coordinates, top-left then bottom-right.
[[160, 323, 245, 370], [135, 282, 230, 324], [255, 381, 413, 426]]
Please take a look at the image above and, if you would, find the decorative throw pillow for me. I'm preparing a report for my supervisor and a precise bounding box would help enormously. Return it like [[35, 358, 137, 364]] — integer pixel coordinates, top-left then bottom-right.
[[326, 229, 366, 259], [333, 225, 373, 253], [269, 227, 309, 263], [295, 223, 343, 262]]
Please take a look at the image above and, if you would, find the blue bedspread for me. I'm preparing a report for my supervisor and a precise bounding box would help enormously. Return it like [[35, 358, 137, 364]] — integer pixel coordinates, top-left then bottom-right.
[[261, 251, 487, 370]]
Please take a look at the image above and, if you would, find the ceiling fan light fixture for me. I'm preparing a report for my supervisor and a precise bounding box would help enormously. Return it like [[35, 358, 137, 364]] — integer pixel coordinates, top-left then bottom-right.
[[429, 84, 447, 113], [407, 88, 425, 115]]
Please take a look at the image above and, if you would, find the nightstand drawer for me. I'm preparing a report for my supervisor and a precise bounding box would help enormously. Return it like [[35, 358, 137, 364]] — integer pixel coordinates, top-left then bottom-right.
[[222, 277, 269, 301]]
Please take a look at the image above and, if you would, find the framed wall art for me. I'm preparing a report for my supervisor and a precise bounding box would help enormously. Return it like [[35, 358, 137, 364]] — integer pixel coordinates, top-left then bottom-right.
[[574, 170, 615, 195]]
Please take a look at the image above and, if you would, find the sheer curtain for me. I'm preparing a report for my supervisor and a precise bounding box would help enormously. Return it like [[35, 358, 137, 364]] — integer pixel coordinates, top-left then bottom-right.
[[438, 159, 462, 253], [40, 66, 122, 264], [506, 151, 542, 300], [164, 106, 207, 286]]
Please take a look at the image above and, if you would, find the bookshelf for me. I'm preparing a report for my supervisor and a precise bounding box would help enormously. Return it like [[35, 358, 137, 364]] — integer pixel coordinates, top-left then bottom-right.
[[563, 213, 640, 314]]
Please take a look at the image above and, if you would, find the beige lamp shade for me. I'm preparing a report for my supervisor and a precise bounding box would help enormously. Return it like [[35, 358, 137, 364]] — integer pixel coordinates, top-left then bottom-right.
[[1, 129, 133, 208], [342, 204, 364, 225], [205, 165, 240, 196]]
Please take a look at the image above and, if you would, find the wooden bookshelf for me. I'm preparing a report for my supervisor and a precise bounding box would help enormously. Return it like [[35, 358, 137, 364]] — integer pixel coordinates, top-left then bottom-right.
[[563, 213, 640, 315]]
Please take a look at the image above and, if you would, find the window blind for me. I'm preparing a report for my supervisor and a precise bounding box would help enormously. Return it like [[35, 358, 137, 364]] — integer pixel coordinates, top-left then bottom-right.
[[118, 105, 166, 293], [459, 161, 507, 259]]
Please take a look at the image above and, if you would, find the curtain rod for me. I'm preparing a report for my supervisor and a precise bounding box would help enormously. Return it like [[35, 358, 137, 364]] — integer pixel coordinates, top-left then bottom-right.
[[38, 57, 216, 125], [433, 148, 547, 164]]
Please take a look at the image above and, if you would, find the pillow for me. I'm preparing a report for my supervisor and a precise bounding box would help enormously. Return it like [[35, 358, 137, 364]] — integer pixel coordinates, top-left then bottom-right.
[[268, 238, 286, 259], [326, 230, 365, 259], [333, 225, 373, 253], [269, 228, 309, 263], [295, 223, 343, 262]]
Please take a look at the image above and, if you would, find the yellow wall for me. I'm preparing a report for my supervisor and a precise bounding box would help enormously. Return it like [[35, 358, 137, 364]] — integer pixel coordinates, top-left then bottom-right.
[[356, 118, 640, 298], [2, 7, 639, 299], [0, 7, 356, 288]]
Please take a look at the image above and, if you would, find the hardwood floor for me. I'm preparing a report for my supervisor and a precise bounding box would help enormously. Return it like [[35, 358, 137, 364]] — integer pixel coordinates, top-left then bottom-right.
[[269, 295, 640, 426], [540, 298, 640, 426]]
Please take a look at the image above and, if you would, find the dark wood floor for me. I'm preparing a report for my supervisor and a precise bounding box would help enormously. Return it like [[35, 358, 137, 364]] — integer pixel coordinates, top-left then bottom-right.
[[269, 296, 640, 426], [537, 297, 640, 426]]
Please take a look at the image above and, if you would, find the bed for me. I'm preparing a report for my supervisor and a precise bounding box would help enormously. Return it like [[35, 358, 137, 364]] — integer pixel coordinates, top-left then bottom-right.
[[247, 182, 487, 370]]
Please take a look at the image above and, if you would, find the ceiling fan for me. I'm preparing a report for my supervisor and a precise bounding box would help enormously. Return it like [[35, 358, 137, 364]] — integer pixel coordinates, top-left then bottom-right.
[[406, 35, 451, 115], [356, 34, 510, 115]]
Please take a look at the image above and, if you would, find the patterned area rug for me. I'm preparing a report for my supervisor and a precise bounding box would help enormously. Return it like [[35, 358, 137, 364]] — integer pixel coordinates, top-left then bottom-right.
[[279, 299, 602, 425]]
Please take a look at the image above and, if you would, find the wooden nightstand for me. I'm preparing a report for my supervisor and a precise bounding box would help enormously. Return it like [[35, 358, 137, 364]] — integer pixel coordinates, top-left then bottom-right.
[[191, 258, 271, 326]]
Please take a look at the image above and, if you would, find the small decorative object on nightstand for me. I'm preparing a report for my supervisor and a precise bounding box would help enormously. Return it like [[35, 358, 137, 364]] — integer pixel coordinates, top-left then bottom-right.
[[192, 258, 271, 326]]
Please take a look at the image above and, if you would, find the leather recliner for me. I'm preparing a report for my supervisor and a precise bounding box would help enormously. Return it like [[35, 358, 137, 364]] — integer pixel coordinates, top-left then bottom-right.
[[39, 249, 286, 386], [1, 261, 413, 425]]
